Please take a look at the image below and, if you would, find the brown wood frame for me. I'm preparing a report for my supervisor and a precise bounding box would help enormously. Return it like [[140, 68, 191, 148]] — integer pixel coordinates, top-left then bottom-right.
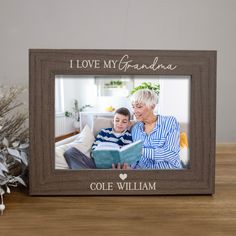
[[29, 49, 216, 195]]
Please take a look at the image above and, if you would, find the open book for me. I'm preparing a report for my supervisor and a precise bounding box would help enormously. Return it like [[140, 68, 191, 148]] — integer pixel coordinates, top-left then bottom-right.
[[92, 140, 143, 169]]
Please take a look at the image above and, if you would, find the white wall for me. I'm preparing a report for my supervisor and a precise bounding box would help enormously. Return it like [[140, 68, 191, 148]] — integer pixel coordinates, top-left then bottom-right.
[[60, 76, 96, 111], [61, 77, 131, 112], [0, 0, 236, 142], [132, 76, 190, 122], [59, 76, 190, 124], [160, 78, 190, 123]]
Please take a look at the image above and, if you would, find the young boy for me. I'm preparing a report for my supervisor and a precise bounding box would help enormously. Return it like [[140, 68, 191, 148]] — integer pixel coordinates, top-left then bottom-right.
[[64, 107, 132, 169]]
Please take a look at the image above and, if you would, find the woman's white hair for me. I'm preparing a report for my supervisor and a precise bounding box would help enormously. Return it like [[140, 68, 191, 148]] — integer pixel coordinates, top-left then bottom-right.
[[130, 89, 158, 107]]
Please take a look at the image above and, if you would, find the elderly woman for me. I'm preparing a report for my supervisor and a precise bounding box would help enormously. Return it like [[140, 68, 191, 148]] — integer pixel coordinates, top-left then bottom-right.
[[130, 89, 182, 169]]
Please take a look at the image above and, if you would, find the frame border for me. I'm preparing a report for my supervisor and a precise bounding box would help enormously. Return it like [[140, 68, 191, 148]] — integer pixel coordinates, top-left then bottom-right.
[[29, 49, 216, 195]]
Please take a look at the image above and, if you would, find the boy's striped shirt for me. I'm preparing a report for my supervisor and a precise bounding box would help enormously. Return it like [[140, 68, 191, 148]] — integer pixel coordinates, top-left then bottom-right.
[[92, 128, 133, 150]]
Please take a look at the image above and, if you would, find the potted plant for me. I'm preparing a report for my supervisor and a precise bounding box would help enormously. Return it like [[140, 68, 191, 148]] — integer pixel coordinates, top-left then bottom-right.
[[64, 99, 92, 129], [129, 82, 160, 96], [104, 80, 124, 88], [0, 86, 29, 215]]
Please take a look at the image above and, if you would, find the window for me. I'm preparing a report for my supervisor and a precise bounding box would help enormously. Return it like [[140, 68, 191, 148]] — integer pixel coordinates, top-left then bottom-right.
[[55, 76, 64, 116]]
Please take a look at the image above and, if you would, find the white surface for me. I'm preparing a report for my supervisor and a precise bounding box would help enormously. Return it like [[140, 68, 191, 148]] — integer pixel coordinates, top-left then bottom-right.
[[0, 0, 236, 142]]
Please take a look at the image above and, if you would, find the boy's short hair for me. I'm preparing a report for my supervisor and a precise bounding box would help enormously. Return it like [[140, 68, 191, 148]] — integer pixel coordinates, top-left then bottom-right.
[[115, 107, 131, 120]]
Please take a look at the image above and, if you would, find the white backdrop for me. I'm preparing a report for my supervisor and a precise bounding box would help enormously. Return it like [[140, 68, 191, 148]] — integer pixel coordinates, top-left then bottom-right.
[[0, 0, 236, 142]]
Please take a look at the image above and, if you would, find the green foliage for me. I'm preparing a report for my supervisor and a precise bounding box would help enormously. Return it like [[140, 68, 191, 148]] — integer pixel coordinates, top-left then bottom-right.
[[104, 80, 123, 88], [129, 82, 160, 96], [64, 99, 92, 121]]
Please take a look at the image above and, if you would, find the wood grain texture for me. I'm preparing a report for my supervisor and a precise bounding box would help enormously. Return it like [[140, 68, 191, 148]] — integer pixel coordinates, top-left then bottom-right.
[[55, 131, 79, 142], [1, 151, 235, 236], [216, 144, 236, 154], [29, 49, 217, 195]]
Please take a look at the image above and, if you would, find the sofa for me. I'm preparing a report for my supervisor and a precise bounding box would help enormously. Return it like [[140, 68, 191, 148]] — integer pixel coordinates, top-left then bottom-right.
[[55, 117, 189, 169]]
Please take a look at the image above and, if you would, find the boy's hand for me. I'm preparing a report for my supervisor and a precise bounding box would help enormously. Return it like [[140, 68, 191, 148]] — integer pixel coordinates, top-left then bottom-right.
[[122, 163, 131, 169], [112, 163, 121, 169], [112, 163, 131, 169]]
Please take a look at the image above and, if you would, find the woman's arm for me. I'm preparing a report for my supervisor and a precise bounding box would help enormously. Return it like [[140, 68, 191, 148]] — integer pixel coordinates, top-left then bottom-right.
[[142, 117, 182, 169]]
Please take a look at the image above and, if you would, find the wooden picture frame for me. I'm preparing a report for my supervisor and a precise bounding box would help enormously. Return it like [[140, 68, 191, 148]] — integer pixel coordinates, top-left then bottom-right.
[[29, 49, 216, 195]]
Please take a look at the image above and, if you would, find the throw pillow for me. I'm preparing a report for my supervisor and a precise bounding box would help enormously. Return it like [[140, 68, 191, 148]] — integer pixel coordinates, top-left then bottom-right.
[[55, 125, 95, 169]]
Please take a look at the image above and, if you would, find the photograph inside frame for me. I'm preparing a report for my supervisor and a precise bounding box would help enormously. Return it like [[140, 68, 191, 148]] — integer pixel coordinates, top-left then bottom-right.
[[55, 75, 190, 170]]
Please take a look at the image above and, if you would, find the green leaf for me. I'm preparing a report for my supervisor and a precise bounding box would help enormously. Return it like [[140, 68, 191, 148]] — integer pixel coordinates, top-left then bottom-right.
[[129, 82, 160, 97]]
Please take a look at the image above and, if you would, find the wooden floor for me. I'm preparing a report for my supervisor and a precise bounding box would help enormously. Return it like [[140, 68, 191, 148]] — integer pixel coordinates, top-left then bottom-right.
[[1, 150, 236, 236]]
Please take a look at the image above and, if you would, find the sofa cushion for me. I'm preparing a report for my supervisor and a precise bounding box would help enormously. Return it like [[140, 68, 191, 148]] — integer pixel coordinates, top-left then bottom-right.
[[55, 125, 95, 169], [93, 117, 113, 136]]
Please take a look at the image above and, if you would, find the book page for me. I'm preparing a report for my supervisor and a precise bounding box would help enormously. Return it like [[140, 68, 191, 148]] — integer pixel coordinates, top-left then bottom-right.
[[121, 140, 142, 151], [95, 142, 120, 151]]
